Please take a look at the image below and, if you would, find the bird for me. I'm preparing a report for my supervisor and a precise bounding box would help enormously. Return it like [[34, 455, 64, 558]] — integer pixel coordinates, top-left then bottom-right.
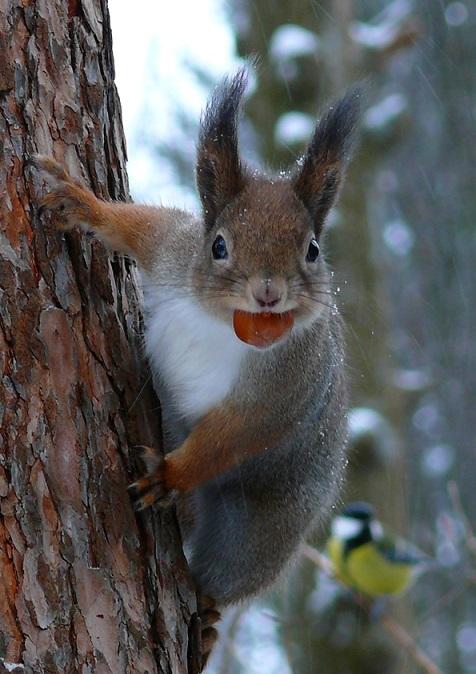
[[326, 502, 427, 596]]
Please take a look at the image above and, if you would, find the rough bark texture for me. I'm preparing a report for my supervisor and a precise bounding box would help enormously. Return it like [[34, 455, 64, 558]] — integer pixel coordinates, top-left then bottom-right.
[[0, 1, 197, 672]]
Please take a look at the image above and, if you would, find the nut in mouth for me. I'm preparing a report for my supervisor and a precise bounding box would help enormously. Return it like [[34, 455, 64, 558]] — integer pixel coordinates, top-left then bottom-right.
[[233, 310, 294, 348]]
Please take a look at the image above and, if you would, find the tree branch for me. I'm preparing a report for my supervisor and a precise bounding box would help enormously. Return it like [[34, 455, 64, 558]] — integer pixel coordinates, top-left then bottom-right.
[[301, 543, 443, 674]]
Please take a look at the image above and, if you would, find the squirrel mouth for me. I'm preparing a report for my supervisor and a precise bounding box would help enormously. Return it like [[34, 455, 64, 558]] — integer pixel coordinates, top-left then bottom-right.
[[233, 310, 294, 348]]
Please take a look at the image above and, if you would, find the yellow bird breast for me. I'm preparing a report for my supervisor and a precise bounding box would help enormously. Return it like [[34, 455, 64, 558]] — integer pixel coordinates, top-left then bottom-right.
[[345, 543, 413, 596], [326, 538, 354, 587], [327, 539, 414, 596]]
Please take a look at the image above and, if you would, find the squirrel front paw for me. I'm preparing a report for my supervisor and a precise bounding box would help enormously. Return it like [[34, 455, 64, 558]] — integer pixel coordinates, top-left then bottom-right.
[[128, 445, 180, 511], [29, 155, 98, 231]]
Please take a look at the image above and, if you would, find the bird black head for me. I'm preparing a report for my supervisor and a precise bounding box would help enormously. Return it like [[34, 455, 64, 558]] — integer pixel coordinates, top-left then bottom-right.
[[341, 501, 375, 521]]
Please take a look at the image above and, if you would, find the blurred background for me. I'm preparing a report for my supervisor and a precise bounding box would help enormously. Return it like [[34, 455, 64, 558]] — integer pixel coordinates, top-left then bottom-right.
[[108, 1, 476, 672]]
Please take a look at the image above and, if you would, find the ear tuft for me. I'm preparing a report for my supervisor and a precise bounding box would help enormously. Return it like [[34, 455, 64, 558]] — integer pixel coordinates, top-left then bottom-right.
[[196, 69, 248, 230], [293, 86, 361, 236]]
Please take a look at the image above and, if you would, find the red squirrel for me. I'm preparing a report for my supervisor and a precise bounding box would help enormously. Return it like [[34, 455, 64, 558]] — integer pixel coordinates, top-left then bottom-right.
[[32, 69, 359, 668]]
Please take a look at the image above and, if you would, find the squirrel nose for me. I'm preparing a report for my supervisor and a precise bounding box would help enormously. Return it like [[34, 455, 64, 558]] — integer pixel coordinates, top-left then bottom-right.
[[250, 277, 284, 309]]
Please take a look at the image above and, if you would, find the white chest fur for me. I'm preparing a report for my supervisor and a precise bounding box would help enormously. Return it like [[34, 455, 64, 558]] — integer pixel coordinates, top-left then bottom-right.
[[143, 286, 248, 423]]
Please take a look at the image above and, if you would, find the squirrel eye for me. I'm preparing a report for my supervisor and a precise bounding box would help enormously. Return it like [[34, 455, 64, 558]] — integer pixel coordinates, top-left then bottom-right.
[[212, 234, 228, 260], [306, 238, 320, 262]]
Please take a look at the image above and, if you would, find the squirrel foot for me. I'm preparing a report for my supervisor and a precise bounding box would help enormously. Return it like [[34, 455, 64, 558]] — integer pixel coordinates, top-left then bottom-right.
[[128, 446, 179, 510], [29, 155, 96, 230], [198, 596, 221, 671]]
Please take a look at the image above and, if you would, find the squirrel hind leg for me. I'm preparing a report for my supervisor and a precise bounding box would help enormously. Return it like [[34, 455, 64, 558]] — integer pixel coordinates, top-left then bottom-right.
[[188, 486, 302, 607]]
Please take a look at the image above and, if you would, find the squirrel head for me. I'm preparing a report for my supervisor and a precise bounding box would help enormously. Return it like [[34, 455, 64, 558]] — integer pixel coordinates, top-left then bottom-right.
[[194, 68, 360, 332]]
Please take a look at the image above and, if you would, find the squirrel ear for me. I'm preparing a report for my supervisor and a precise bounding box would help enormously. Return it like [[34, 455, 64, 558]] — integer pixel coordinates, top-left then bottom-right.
[[293, 88, 361, 237], [196, 69, 248, 231]]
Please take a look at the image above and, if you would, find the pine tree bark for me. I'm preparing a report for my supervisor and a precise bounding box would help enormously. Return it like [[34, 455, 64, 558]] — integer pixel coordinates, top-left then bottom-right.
[[0, 2, 198, 672]]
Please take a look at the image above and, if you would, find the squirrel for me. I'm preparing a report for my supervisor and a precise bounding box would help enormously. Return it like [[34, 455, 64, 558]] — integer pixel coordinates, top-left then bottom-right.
[[32, 69, 359, 667]]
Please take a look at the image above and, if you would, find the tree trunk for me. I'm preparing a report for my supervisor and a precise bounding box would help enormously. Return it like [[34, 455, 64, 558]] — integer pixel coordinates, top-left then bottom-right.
[[0, 1, 198, 672]]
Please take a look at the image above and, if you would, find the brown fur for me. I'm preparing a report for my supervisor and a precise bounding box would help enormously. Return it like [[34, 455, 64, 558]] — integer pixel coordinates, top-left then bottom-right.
[[129, 402, 283, 507], [33, 155, 177, 272], [166, 403, 282, 492], [192, 178, 331, 326]]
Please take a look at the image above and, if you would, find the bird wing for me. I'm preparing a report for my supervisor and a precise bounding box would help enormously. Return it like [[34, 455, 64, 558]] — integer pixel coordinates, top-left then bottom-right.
[[377, 535, 426, 566]]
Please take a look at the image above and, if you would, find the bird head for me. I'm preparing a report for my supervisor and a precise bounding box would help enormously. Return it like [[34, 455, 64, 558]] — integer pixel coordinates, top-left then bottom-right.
[[331, 501, 383, 542]]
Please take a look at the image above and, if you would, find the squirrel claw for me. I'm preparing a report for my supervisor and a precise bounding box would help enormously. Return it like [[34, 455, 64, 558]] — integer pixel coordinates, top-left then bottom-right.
[[132, 487, 180, 511], [134, 444, 162, 472], [29, 155, 93, 230], [201, 627, 218, 669], [197, 596, 221, 670], [129, 450, 179, 510], [29, 154, 71, 182]]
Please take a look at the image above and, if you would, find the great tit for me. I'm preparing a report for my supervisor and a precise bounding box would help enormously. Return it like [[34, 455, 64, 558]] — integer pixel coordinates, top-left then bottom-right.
[[327, 502, 426, 596]]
